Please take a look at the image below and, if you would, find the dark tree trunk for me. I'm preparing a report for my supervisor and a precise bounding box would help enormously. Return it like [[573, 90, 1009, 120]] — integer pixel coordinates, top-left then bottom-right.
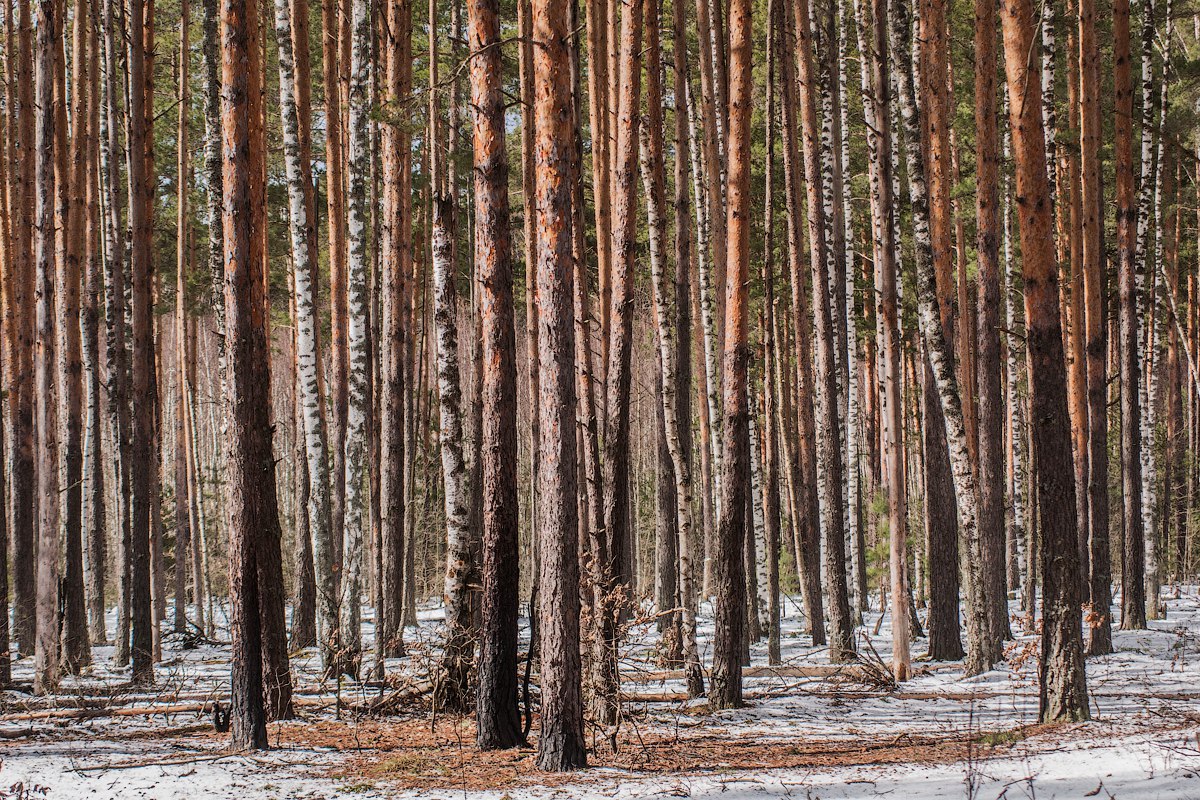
[[532, 0, 587, 768], [471, 0, 524, 751], [1081, 0, 1113, 653]]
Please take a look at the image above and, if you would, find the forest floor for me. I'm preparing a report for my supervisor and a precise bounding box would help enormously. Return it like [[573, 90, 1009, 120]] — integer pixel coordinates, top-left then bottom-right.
[[4, 590, 1200, 799]]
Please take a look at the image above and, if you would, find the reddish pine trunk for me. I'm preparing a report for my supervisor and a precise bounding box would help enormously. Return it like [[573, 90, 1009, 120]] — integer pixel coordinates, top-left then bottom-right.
[[471, 0, 524, 751], [532, 0, 586, 768], [1000, 0, 1089, 721]]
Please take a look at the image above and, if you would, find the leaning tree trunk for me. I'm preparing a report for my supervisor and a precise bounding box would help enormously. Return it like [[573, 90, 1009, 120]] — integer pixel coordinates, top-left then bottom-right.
[[891, 0, 996, 673], [999, 0, 1090, 722]]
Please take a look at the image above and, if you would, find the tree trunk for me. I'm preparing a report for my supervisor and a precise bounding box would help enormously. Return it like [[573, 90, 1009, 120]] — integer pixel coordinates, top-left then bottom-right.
[[471, 0, 524, 750], [430, 190, 475, 712], [777, 9, 825, 645], [274, 0, 332, 658], [532, 0, 587, 768], [596, 0, 644, 725], [1115, 0, 1146, 630], [999, 0, 1090, 721], [56, 0, 89, 676], [81, 0, 106, 648], [1080, 0, 1113, 653], [127, 0, 156, 688], [892, 0, 995, 672], [28, 89, 53, 644], [975, 0, 1010, 648], [174, 0, 192, 637], [643, 0, 703, 696], [793, 0, 853, 662]]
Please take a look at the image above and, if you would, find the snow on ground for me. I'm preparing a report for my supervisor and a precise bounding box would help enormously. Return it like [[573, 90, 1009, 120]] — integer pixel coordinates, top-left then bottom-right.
[[4, 590, 1200, 799]]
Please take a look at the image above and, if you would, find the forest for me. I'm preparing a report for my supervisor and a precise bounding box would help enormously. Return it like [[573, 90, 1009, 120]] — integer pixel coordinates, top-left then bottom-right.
[[3, 0, 1200, 793]]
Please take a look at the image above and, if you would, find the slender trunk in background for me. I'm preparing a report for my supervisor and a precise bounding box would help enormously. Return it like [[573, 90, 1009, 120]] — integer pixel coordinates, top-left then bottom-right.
[[1000, 0, 1090, 721], [0, 0, 17, 685], [377, 0, 410, 662], [9, 0, 37, 663], [81, 0, 106, 647], [760, 0, 781, 667], [1133, 0, 1159, 621], [472, 0, 524, 751], [975, 0, 1009, 648], [643, 0, 703, 696], [1115, 0, 1146, 629], [1080, 0, 1113, 653], [59, 0, 90, 674], [324, 0, 349, 580], [174, 0, 192, 636], [518, 0, 539, 650], [532, 0, 587, 768], [1143, 0, 1173, 619], [863, 0, 908, 682], [596, 0, 644, 725], [777, 9, 825, 645], [793, 0, 853, 662]]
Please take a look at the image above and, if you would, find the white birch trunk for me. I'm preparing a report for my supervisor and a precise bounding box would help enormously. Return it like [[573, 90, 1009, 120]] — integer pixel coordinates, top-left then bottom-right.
[[273, 0, 336, 665], [685, 79, 723, 588], [889, 0, 996, 673], [750, 397, 771, 637], [338, 0, 372, 673]]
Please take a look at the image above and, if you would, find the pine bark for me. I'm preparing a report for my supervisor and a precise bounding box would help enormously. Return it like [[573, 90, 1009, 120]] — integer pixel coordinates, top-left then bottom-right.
[[9, 0, 36, 661], [54, 0, 89, 675], [1080, 0, 1113, 652], [33, 0, 61, 694], [1115, 0, 1146, 630], [999, 0, 1090, 721], [532, 0, 586, 767], [472, 0, 524, 750]]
